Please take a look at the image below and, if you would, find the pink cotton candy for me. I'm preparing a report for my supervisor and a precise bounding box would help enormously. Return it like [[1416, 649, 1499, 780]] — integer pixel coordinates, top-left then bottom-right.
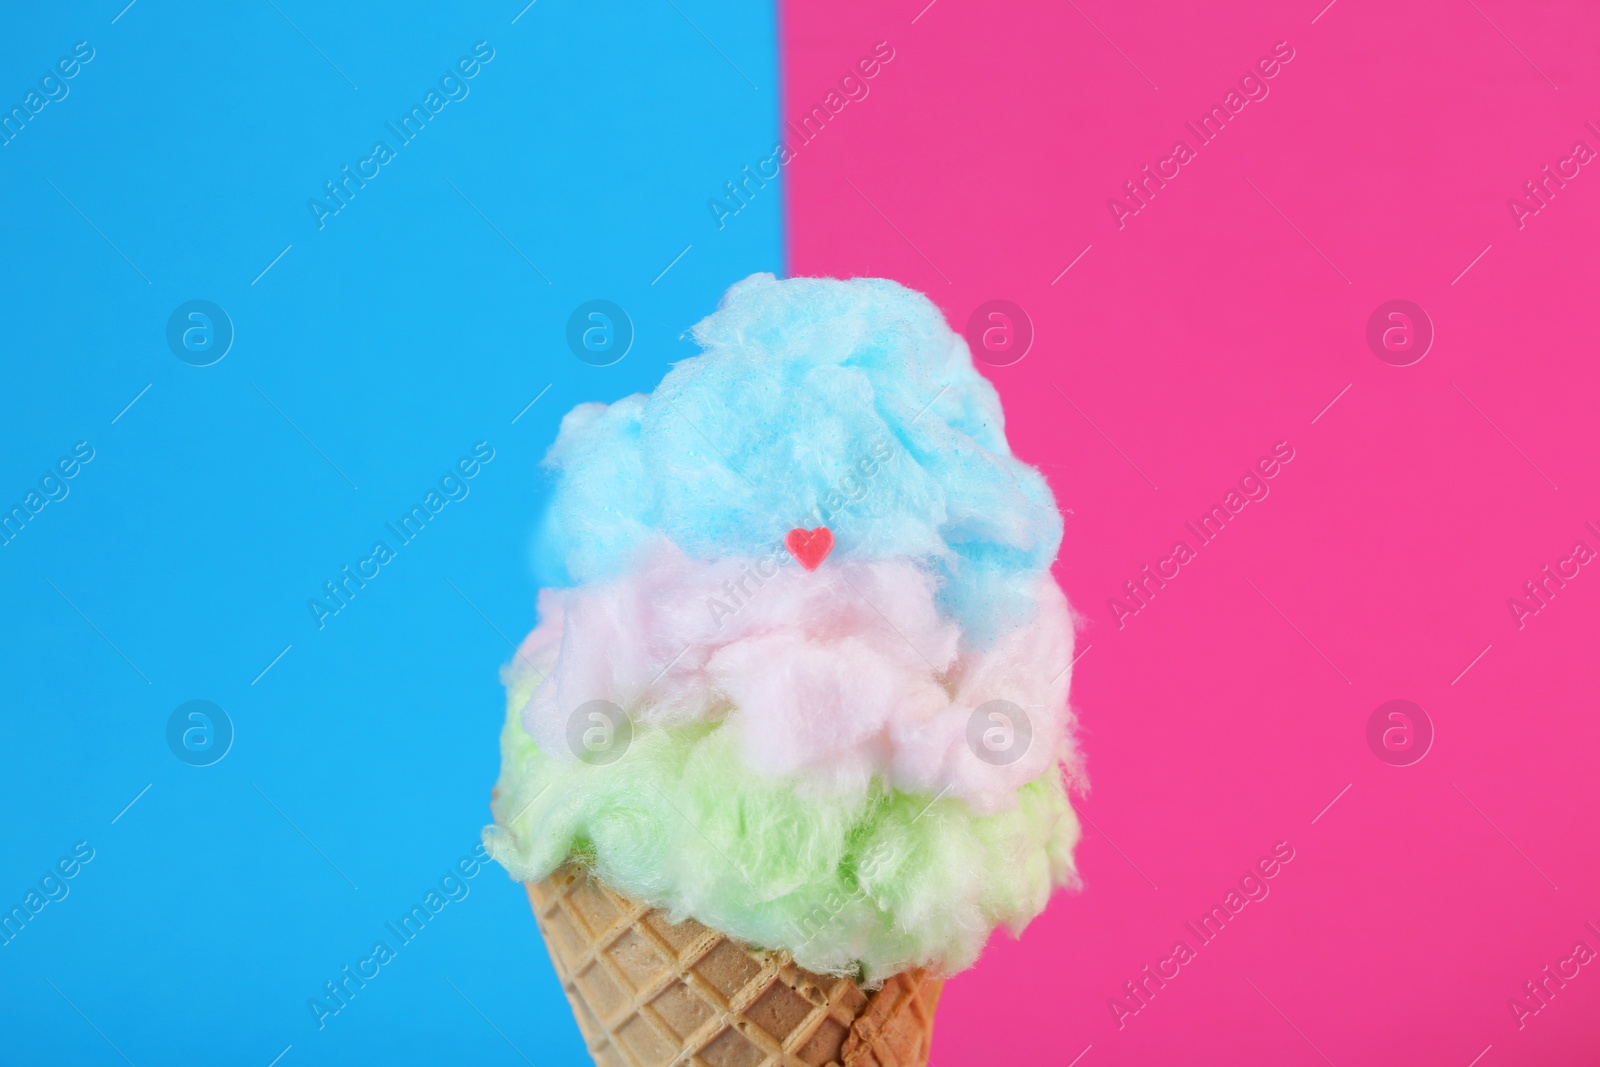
[[512, 536, 1078, 814]]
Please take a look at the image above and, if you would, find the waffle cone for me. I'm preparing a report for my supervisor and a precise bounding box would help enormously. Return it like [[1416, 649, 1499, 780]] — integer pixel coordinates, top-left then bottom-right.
[[527, 865, 942, 1067]]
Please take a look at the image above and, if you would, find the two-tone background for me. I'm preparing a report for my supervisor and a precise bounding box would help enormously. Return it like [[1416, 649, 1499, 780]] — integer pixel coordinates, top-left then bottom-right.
[[3, 1, 1597, 1063]]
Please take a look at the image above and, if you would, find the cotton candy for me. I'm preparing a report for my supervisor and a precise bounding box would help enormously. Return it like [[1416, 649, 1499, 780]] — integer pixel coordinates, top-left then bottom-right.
[[486, 274, 1085, 977], [486, 704, 1081, 983], [513, 535, 1074, 813], [533, 272, 1064, 646]]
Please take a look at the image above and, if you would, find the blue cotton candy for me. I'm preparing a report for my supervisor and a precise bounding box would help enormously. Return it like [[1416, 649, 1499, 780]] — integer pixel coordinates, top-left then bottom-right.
[[535, 273, 1063, 643]]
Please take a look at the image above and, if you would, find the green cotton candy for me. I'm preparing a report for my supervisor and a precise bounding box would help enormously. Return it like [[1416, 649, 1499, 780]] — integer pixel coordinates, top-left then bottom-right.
[[484, 690, 1081, 984]]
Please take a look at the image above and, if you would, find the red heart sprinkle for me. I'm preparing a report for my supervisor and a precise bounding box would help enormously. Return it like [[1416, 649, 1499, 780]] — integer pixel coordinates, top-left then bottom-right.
[[785, 527, 834, 571]]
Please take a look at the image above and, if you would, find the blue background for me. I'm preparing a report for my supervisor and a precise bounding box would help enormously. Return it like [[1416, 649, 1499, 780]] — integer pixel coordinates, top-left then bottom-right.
[[0, 2, 780, 1063]]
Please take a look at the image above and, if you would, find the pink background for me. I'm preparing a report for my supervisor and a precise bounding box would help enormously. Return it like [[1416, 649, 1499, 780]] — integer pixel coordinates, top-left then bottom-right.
[[784, 1, 1600, 1063]]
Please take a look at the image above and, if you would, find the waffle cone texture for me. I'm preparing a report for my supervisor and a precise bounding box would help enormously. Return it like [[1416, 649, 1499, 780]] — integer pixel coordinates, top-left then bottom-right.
[[529, 865, 943, 1067]]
